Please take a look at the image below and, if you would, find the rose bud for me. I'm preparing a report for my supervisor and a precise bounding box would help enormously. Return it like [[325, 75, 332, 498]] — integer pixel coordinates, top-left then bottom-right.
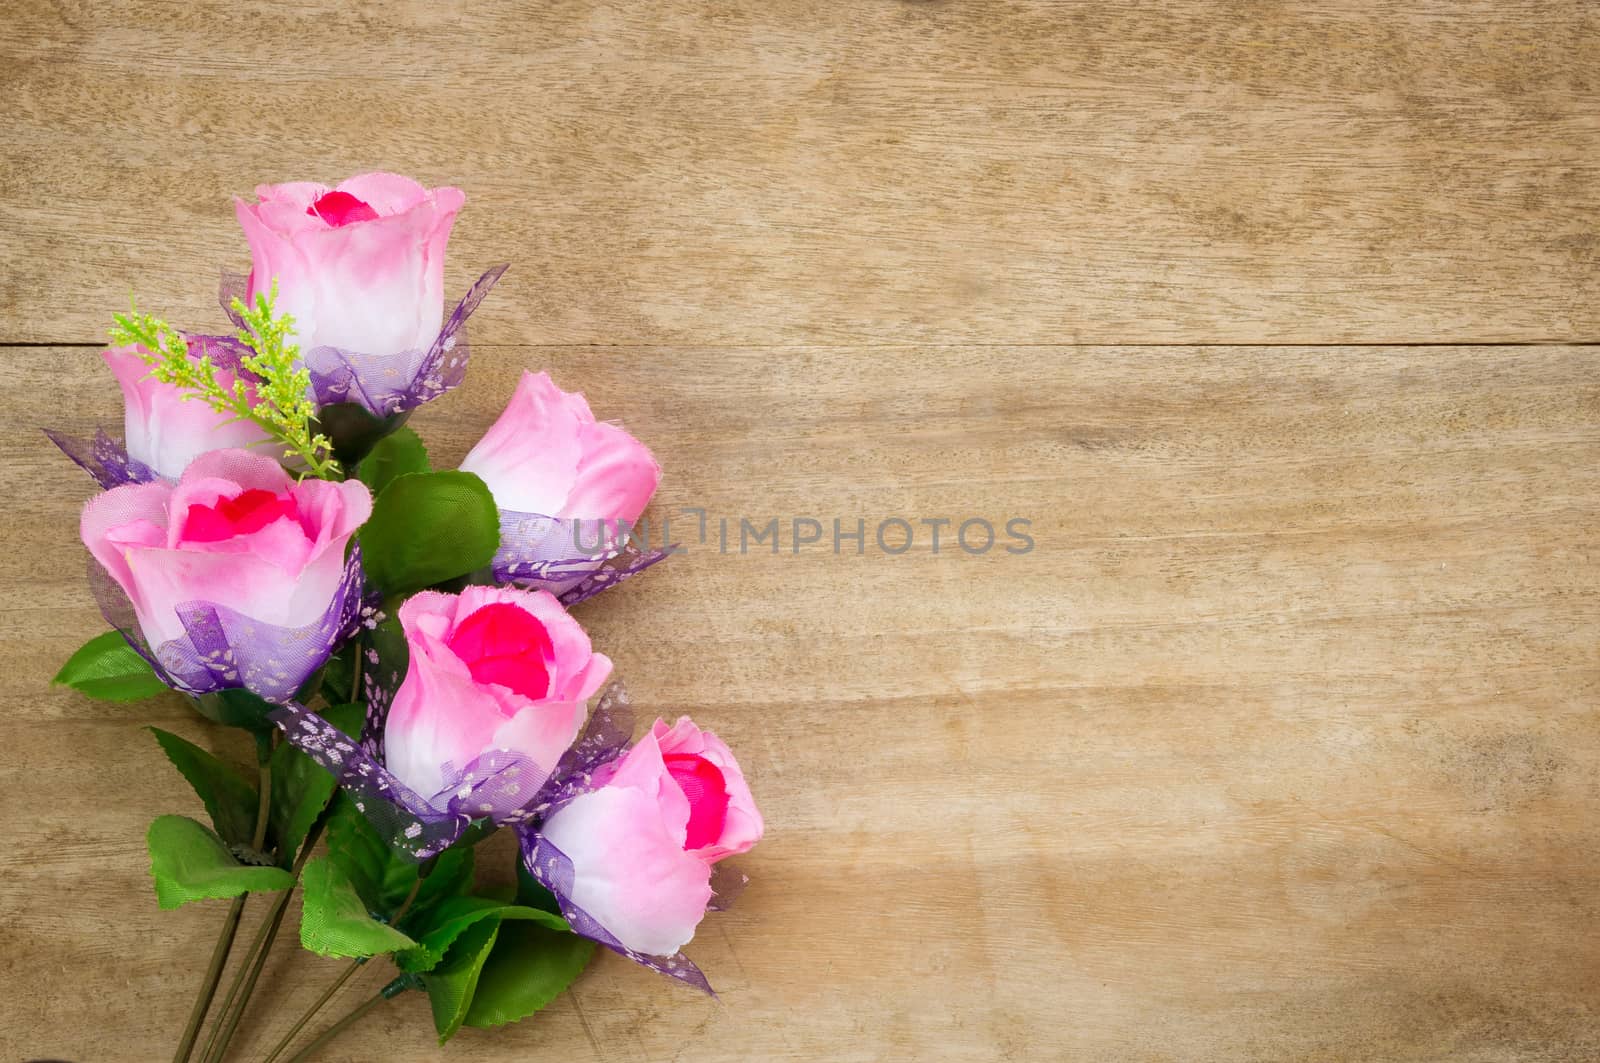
[[459, 371, 661, 580], [80, 449, 371, 701], [536, 717, 763, 957], [234, 173, 464, 361], [104, 344, 272, 481], [383, 586, 613, 815]]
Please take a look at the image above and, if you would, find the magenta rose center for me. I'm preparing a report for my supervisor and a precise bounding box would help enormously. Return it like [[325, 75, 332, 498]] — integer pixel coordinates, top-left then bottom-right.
[[663, 753, 731, 850], [306, 190, 380, 227], [446, 602, 554, 702], [181, 488, 301, 543]]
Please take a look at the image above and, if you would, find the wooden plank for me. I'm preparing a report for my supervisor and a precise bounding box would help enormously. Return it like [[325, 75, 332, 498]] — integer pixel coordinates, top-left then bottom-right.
[[1, 1, 1597, 346], [1, 344, 1596, 1059]]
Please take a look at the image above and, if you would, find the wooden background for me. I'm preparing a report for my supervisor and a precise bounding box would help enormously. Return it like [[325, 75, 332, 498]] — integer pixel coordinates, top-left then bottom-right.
[[1, 2, 1597, 1060]]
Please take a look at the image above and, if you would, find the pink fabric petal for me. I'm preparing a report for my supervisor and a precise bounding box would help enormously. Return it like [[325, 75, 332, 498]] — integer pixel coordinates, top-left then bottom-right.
[[180, 450, 297, 496], [81, 449, 369, 656], [489, 698, 587, 781], [484, 587, 608, 702], [556, 651, 613, 705], [602, 731, 691, 846], [336, 172, 433, 215], [307, 190, 380, 227], [236, 176, 462, 357], [104, 346, 273, 480], [177, 512, 315, 575], [564, 419, 661, 525], [539, 786, 714, 957], [442, 586, 612, 703], [385, 586, 604, 809], [447, 601, 554, 701], [119, 547, 304, 645], [255, 181, 330, 211], [288, 477, 373, 558], [653, 717, 764, 861], [459, 371, 586, 516], [662, 753, 731, 851], [178, 488, 297, 542], [82, 480, 174, 616], [385, 619, 513, 804]]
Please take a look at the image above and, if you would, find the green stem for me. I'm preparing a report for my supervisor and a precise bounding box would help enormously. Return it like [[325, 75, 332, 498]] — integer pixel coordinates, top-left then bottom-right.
[[200, 821, 323, 1063], [258, 958, 365, 1063], [203, 890, 291, 1062], [349, 649, 363, 705], [389, 870, 425, 926], [260, 862, 427, 1063], [170, 739, 274, 1063], [284, 980, 409, 1063], [171, 894, 246, 1063]]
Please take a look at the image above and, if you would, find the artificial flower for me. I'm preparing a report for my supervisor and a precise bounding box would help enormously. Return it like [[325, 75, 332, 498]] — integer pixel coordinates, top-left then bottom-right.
[[235, 173, 464, 361], [383, 585, 612, 814], [80, 448, 370, 700], [535, 717, 762, 957], [459, 370, 661, 581], [104, 344, 273, 481]]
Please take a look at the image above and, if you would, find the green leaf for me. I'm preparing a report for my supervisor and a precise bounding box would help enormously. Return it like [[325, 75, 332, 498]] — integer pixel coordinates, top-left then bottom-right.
[[397, 896, 503, 973], [146, 815, 292, 910], [422, 915, 501, 1043], [357, 471, 499, 595], [268, 701, 364, 867], [298, 855, 418, 958], [357, 425, 431, 496], [409, 846, 475, 924], [53, 631, 168, 702], [318, 701, 368, 741], [414, 900, 581, 1039], [147, 728, 259, 847], [515, 855, 564, 915], [193, 688, 278, 732], [316, 648, 357, 707], [325, 793, 421, 914], [464, 919, 595, 1029], [322, 786, 474, 921], [269, 746, 333, 867], [359, 614, 410, 709], [398, 897, 568, 975]]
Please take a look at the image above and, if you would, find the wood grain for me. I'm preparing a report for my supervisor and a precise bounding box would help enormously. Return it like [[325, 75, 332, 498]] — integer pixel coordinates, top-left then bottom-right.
[[2, 1, 1598, 345], [1, 344, 1595, 1060]]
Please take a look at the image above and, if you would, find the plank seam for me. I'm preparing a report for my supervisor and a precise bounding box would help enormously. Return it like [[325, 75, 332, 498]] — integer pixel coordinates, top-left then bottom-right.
[[3, 341, 1600, 351]]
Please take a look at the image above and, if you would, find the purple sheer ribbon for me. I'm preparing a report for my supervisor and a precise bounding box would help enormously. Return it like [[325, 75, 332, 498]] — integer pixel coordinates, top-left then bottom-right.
[[269, 697, 550, 859], [707, 861, 751, 913], [268, 682, 635, 862], [219, 265, 509, 417], [45, 429, 158, 489], [182, 331, 258, 376], [494, 511, 673, 607], [89, 546, 373, 704]]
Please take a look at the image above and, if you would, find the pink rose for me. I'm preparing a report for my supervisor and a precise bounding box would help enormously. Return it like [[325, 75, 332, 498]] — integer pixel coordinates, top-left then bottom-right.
[[104, 345, 272, 481], [383, 586, 613, 813], [80, 449, 371, 698], [459, 371, 661, 571], [234, 173, 465, 359], [461, 370, 660, 521], [537, 717, 763, 956]]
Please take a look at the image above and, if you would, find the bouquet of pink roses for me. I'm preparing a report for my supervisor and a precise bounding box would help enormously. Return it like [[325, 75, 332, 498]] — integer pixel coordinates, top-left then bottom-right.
[[49, 174, 762, 1061]]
